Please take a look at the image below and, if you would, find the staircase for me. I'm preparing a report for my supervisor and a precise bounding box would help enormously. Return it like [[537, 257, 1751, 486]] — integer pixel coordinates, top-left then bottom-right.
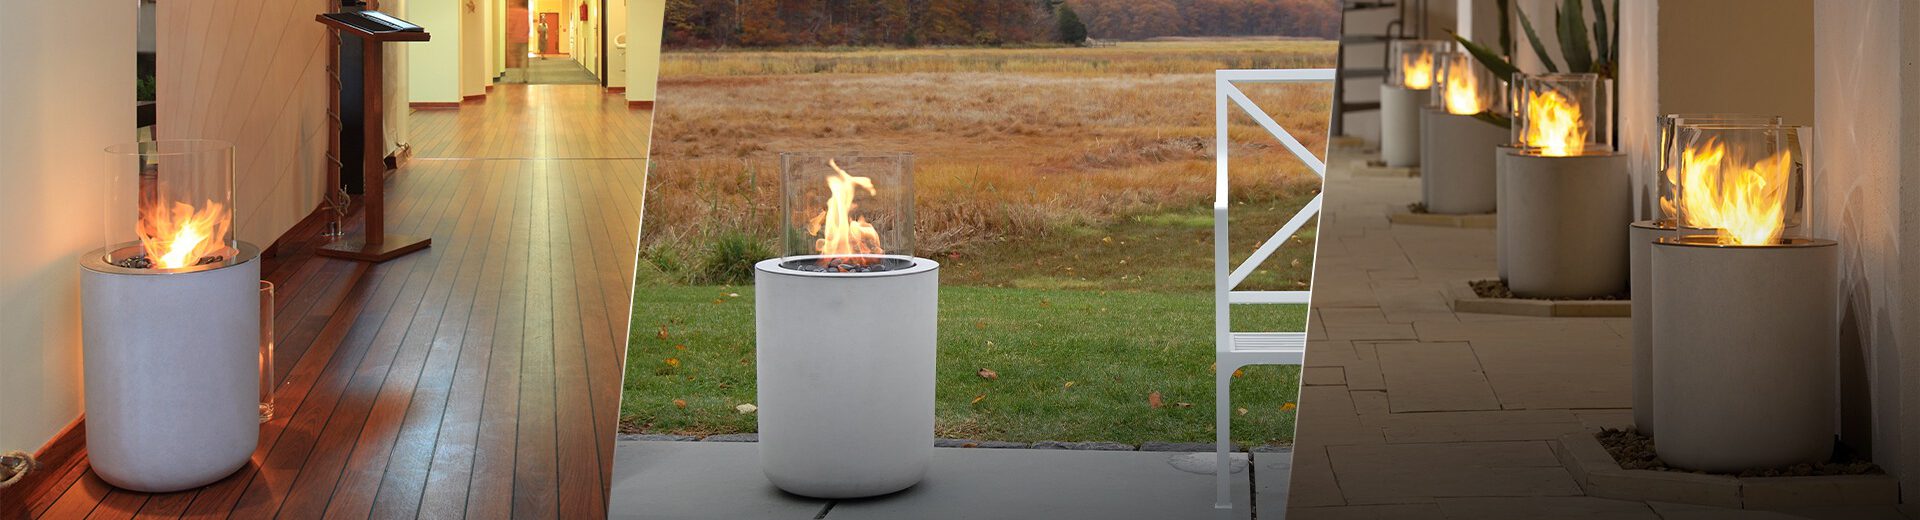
[[1332, 0, 1428, 138]]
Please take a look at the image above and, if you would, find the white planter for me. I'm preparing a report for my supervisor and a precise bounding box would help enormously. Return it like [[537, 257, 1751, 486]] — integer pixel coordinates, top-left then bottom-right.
[[1494, 146, 1519, 281], [1503, 152, 1631, 298], [754, 255, 938, 498], [1379, 85, 1425, 167], [1420, 109, 1505, 214], [1651, 238, 1837, 472], [80, 242, 262, 492]]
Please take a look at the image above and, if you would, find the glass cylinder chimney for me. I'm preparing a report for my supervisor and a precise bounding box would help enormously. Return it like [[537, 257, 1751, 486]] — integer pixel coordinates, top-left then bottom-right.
[[1512, 73, 1612, 157], [1388, 40, 1450, 91], [1671, 124, 1811, 246], [1429, 50, 1504, 116], [1656, 114, 1782, 226], [779, 152, 915, 272], [102, 140, 238, 272]]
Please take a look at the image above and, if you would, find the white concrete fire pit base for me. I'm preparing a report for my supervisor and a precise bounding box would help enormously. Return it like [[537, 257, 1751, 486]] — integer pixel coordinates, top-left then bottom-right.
[[1379, 85, 1425, 168], [1627, 220, 1665, 437], [1503, 152, 1631, 299], [1493, 146, 1520, 281], [754, 255, 938, 498], [1651, 237, 1837, 472], [1419, 109, 1505, 214], [80, 242, 262, 492]]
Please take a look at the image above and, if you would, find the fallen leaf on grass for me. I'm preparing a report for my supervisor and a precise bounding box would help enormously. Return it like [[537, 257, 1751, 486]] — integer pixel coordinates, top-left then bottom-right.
[[1175, 402, 1193, 408], [672, 399, 687, 409], [674, 344, 687, 351], [974, 320, 988, 330], [712, 298, 725, 304], [1236, 407, 1248, 416], [736, 403, 757, 414], [970, 393, 986, 405], [1233, 369, 1245, 378], [663, 358, 680, 368], [1280, 402, 1297, 412], [1062, 381, 1076, 389], [657, 325, 670, 340], [977, 368, 999, 380], [1148, 391, 1164, 409]]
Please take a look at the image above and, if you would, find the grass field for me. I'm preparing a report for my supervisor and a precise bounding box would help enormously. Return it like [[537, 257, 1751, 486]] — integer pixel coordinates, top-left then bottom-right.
[[626, 39, 1335, 445]]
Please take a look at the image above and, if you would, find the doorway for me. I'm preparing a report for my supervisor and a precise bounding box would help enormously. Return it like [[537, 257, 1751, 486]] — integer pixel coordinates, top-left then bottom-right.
[[501, 0, 602, 85]]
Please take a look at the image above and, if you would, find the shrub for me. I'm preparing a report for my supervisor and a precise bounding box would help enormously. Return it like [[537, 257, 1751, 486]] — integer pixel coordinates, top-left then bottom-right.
[[1057, 5, 1088, 46], [696, 231, 773, 285]]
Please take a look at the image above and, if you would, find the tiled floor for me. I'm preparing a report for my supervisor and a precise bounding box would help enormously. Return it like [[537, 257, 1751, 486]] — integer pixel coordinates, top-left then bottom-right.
[[1283, 145, 1914, 520]]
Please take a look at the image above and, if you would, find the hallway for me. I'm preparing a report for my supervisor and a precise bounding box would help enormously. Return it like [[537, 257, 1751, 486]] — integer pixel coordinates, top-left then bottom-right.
[[21, 84, 651, 519], [502, 57, 602, 86]]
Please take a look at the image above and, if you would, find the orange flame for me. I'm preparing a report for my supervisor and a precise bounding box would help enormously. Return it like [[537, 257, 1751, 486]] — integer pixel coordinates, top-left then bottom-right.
[[1676, 139, 1793, 245], [138, 200, 232, 268], [1442, 64, 1486, 115], [1400, 50, 1434, 90], [1523, 88, 1587, 157], [806, 159, 884, 265]]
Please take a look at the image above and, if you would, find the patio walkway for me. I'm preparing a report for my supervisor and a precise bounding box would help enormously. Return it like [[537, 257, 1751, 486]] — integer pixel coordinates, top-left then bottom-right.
[[1284, 145, 1912, 520], [609, 440, 1292, 520]]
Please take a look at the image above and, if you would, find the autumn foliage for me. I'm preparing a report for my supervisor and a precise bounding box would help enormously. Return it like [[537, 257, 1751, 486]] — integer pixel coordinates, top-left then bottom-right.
[[663, 0, 1339, 48]]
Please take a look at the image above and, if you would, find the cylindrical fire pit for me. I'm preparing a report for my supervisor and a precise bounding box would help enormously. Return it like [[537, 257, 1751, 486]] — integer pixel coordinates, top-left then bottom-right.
[[1651, 237, 1835, 471], [1380, 40, 1447, 168], [1421, 109, 1505, 214], [1504, 151, 1630, 298], [1380, 85, 1424, 167], [755, 255, 937, 498], [1628, 113, 1781, 436], [1420, 49, 1506, 214], [1627, 219, 1667, 435], [82, 140, 258, 492], [1651, 123, 1833, 472], [757, 152, 934, 498], [1494, 146, 1520, 281]]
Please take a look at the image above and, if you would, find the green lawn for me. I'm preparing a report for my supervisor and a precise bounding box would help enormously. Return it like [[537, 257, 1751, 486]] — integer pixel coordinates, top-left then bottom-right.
[[622, 284, 1305, 446]]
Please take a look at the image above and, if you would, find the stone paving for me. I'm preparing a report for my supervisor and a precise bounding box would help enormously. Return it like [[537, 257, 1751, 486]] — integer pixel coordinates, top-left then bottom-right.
[[1284, 146, 1915, 520]]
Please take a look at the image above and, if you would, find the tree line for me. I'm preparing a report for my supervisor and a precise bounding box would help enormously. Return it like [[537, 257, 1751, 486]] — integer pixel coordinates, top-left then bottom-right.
[[662, 0, 1340, 48]]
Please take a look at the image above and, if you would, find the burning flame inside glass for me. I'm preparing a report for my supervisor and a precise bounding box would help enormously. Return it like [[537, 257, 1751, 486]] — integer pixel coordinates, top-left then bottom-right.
[[808, 159, 886, 266], [1399, 50, 1435, 90], [1676, 138, 1796, 245], [139, 200, 233, 268], [1523, 88, 1587, 157]]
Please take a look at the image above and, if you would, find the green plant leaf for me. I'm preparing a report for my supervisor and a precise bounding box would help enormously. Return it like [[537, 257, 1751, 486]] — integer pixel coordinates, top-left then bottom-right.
[[1557, 0, 1593, 73], [1450, 32, 1520, 83], [1516, 4, 1559, 73], [1591, 0, 1610, 67], [1611, 0, 1621, 65]]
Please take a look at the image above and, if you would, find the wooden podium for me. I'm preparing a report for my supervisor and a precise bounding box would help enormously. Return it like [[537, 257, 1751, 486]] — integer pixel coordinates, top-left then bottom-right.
[[316, 11, 431, 262]]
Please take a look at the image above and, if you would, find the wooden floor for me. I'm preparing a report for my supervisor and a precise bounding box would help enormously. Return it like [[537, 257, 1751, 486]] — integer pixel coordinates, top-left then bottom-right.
[[18, 84, 651, 519]]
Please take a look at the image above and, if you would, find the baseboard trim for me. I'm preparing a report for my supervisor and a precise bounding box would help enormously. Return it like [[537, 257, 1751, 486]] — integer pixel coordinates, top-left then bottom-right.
[[606, 86, 625, 93], [462, 94, 486, 102], [627, 100, 654, 110], [409, 101, 460, 110], [3, 416, 87, 517]]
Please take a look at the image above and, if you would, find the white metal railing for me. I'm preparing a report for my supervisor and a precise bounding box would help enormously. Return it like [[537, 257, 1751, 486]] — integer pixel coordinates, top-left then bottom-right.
[[1212, 68, 1334, 511]]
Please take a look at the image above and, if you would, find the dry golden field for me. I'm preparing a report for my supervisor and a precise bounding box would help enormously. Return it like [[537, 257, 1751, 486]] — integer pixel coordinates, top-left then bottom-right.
[[642, 39, 1336, 291]]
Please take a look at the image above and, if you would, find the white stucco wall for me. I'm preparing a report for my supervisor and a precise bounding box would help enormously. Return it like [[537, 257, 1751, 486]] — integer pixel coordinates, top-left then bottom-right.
[[409, 0, 463, 103], [0, 0, 134, 453], [1813, 0, 1919, 502]]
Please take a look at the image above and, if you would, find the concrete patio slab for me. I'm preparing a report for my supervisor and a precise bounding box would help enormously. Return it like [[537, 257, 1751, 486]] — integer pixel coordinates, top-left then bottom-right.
[[609, 441, 828, 520], [826, 447, 1256, 520], [1371, 341, 1500, 413], [611, 440, 1274, 520], [1326, 441, 1583, 503]]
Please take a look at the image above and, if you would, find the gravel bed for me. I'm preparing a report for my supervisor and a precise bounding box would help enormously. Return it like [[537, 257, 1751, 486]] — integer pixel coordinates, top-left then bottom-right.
[[1596, 428, 1882, 477]]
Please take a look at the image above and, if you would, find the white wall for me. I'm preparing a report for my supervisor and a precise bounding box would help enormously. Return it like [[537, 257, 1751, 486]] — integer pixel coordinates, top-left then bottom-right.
[[606, 0, 627, 89], [1619, 0, 1659, 218], [1813, 0, 1920, 503], [0, 0, 135, 452], [409, 0, 463, 103], [625, 0, 664, 103], [387, 0, 412, 153], [462, 0, 485, 98], [1658, 0, 1814, 125]]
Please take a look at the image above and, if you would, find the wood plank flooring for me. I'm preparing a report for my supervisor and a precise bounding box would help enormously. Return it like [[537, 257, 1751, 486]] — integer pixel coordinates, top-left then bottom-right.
[[20, 84, 649, 519]]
